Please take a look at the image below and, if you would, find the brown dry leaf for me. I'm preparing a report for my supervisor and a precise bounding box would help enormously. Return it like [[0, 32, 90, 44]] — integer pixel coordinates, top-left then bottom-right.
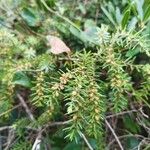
[[46, 35, 71, 55]]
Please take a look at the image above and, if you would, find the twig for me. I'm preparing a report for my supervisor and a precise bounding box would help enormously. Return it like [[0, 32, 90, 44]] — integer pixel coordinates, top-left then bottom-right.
[[0, 120, 70, 133], [79, 132, 93, 150], [31, 133, 42, 150], [136, 116, 150, 133], [0, 126, 12, 132], [5, 137, 20, 150], [4, 129, 15, 150], [32, 120, 71, 149], [105, 119, 124, 150], [32, 120, 70, 150], [17, 94, 35, 121], [0, 126, 38, 132], [106, 109, 139, 118], [107, 134, 147, 149], [139, 107, 149, 118], [138, 139, 146, 150], [17, 94, 41, 150], [0, 120, 70, 150], [42, 120, 71, 130]]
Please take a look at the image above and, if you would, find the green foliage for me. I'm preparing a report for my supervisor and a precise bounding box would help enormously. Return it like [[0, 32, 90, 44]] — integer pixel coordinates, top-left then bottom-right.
[[0, 0, 150, 149], [11, 140, 32, 150]]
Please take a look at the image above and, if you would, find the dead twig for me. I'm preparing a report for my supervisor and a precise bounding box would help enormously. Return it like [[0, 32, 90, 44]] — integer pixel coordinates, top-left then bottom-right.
[[0, 120, 70, 133], [138, 139, 149, 150], [105, 119, 124, 150], [106, 109, 139, 118], [17, 94, 35, 121], [31, 120, 71, 150], [32, 120, 71, 150], [4, 129, 15, 150], [136, 116, 150, 133], [0, 126, 12, 132], [17, 94, 41, 150], [79, 132, 93, 150], [42, 120, 71, 131], [32, 120, 70, 150], [31, 133, 42, 150], [0, 126, 39, 133], [139, 107, 149, 118], [107, 134, 149, 149]]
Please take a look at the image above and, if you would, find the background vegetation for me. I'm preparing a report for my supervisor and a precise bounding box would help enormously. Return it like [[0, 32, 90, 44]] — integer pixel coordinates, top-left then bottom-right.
[[0, 0, 150, 149]]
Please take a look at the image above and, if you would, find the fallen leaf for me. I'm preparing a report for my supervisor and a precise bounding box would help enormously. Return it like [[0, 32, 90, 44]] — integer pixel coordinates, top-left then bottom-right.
[[46, 35, 70, 55]]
